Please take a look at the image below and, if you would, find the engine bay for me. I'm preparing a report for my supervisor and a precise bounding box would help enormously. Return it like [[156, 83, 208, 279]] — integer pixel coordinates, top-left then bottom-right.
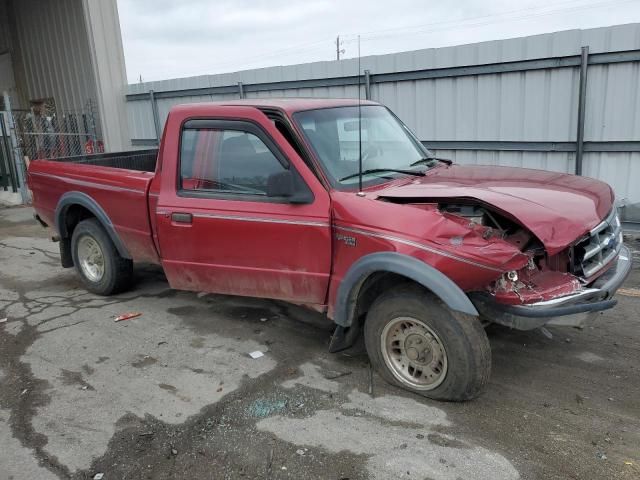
[[438, 202, 586, 304], [438, 203, 539, 253]]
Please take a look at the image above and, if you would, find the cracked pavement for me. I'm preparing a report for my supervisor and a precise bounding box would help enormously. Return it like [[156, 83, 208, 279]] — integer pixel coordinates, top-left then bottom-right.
[[1, 205, 639, 479]]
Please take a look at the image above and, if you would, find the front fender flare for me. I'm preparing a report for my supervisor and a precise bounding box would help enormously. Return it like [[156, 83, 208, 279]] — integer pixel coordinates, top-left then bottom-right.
[[55, 191, 131, 259], [333, 252, 479, 327]]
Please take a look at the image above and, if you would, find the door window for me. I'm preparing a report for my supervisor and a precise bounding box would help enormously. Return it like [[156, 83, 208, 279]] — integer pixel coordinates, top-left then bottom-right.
[[179, 128, 288, 196]]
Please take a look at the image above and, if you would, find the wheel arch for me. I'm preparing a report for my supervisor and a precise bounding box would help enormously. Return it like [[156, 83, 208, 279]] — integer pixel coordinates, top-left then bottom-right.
[[55, 191, 131, 264], [333, 252, 479, 329]]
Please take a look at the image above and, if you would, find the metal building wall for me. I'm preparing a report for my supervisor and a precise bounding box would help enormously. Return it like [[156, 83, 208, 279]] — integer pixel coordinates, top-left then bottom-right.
[[0, 0, 10, 53], [1, 0, 130, 152], [10, 0, 97, 112], [126, 23, 640, 221], [82, 0, 131, 151]]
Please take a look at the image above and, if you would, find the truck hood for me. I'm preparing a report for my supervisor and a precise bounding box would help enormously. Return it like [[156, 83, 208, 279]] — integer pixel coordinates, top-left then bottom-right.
[[375, 164, 614, 255]]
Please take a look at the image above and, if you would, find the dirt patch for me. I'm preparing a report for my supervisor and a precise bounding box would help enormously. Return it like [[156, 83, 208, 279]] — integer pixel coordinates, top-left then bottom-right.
[[132, 355, 158, 368], [59, 369, 95, 391], [73, 367, 369, 480]]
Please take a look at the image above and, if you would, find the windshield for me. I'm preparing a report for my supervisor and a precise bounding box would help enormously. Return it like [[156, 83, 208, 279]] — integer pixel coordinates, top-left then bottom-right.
[[293, 105, 434, 187]]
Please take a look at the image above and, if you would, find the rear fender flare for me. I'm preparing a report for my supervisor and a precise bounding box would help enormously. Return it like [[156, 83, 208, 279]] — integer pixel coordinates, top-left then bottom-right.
[[55, 191, 131, 259], [333, 252, 479, 327]]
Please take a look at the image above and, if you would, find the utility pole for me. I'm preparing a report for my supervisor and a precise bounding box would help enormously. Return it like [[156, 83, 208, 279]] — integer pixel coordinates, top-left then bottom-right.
[[335, 35, 345, 60]]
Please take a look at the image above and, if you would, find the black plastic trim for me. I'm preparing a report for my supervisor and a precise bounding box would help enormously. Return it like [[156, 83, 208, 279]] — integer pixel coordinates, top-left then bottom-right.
[[333, 252, 479, 327], [59, 238, 73, 268], [33, 213, 48, 228], [55, 191, 131, 259], [328, 323, 362, 353]]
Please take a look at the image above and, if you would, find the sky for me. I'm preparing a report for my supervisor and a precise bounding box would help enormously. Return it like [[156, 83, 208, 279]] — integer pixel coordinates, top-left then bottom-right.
[[116, 0, 640, 83]]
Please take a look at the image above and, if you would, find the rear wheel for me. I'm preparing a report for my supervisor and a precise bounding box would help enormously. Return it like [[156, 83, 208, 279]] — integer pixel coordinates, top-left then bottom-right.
[[71, 218, 133, 295], [364, 284, 491, 401]]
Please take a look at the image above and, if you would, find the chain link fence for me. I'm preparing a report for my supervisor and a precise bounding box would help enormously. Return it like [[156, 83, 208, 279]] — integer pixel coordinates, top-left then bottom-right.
[[12, 99, 103, 160], [1, 97, 104, 197]]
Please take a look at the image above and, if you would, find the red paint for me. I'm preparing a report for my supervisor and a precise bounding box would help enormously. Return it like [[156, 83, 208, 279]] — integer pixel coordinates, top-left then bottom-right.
[[376, 164, 613, 255], [490, 270, 582, 305], [28, 99, 617, 313]]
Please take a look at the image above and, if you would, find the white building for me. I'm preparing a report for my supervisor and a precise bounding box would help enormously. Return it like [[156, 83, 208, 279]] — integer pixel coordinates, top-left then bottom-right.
[[0, 0, 130, 167]]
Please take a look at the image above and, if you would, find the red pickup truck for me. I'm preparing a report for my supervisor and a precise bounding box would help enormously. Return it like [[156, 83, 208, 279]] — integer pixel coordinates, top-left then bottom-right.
[[27, 99, 631, 401]]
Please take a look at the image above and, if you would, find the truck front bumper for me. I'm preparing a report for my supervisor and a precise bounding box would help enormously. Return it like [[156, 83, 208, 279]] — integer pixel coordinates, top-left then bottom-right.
[[471, 245, 633, 330]]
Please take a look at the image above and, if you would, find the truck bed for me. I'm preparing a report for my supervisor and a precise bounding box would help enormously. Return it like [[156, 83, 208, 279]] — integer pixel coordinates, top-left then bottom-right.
[[46, 149, 158, 171], [28, 149, 160, 263]]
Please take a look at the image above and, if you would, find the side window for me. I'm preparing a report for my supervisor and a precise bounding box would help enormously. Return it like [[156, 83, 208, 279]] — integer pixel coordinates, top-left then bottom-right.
[[179, 128, 288, 196]]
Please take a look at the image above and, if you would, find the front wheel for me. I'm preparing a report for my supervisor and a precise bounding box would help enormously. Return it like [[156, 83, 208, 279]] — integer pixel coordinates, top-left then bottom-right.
[[364, 284, 491, 401], [71, 218, 133, 295]]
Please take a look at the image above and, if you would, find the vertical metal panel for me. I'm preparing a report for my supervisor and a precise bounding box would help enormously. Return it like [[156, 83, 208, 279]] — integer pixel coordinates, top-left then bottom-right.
[[11, 0, 97, 112], [584, 152, 640, 215], [0, 0, 11, 53], [82, 0, 132, 150]]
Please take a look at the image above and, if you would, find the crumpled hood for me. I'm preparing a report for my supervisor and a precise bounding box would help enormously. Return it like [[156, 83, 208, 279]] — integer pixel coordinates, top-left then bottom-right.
[[375, 164, 614, 255]]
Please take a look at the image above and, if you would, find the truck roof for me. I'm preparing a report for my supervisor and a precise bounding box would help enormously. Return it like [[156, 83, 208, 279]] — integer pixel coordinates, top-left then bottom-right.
[[170, 98, 380, 115]]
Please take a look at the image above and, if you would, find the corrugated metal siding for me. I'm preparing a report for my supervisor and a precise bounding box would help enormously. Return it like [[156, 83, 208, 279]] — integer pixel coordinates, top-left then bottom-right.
[[11, 0, 97, 112], [82, 0, 131, 151], [126, 23, 640, 221], [0, 0, 10, 53]]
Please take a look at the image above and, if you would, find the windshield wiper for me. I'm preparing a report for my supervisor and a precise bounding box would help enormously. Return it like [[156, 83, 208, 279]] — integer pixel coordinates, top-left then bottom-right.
[[339, 168, 425, 182], [410, 156, 452, 167]]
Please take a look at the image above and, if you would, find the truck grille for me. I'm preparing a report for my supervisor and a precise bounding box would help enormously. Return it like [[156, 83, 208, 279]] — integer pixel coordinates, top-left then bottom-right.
[[574, 209, 622, 279]]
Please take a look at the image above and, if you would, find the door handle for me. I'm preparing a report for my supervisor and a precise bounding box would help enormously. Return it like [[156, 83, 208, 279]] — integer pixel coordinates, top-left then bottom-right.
[[171, 212, 193, 224]]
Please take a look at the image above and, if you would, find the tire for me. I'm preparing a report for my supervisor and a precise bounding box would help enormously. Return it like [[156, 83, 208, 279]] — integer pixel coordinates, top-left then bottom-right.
[[364, 283, 491, 401], [71, 218, 133, 296]]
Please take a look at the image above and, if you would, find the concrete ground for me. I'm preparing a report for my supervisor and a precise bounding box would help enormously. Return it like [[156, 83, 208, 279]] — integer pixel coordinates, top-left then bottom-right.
[[0, 205, 639, 480]]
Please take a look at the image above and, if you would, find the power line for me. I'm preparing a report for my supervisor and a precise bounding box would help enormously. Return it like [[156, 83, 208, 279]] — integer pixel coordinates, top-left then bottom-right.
[[200, 38, 333, 72], [340, 0, 632, 44], [209, 1, 607, 70], [146, 0, 634, 78]]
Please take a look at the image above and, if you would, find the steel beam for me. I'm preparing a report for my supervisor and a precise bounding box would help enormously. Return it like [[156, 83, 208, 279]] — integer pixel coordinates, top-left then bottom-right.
[[131, 138, 159, 146], [575, 46, 589, 175], [128, 137, 640, 152], [423, 141, 575, 152], [125, 49, 640, 103], [149, 90, 162, 143], [364, 70, 371, 100], [421, 140, 640, 153]]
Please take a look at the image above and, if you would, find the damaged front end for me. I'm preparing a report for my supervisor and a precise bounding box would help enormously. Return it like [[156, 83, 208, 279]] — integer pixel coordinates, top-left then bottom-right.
[[378, 193, 631, 330], [450, 204, 633, 330], [374, 164, 631, 330]]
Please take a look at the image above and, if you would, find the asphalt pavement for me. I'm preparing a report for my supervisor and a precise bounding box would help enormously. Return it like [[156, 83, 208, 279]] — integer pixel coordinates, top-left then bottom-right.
[[0, 205, 639, 480]]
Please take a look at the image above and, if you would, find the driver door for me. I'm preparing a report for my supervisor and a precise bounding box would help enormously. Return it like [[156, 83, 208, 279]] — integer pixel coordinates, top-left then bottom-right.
[[155, 114, 332, 305]]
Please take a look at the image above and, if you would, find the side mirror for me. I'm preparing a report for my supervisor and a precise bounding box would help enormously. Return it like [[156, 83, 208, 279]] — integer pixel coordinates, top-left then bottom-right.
[[266, 170, 314, 204], [267, 170, 294, 198]]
